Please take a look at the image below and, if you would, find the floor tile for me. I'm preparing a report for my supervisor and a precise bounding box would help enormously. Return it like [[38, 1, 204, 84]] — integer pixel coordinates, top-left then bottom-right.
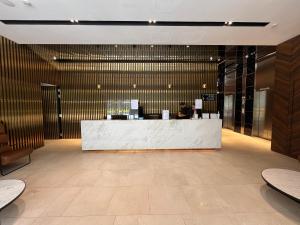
[[149, 186, 191, 214], [183, 214, 236, 225], [183, 186, 230, 214], [1, 130, 299, 225], [0, 218, 36, 225], [107, 186, 149, 215], [62, 187, 115, 216], [139, 215, 185, 225]]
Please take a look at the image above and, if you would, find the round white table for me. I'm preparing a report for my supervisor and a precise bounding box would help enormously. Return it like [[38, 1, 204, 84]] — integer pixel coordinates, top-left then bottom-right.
[[262, 168, 300, 202], [0, 179, 26, 210]]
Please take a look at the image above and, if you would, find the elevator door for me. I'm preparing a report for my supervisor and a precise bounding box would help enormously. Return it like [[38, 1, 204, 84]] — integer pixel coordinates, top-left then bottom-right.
[[223, 95, 234, 130], [252, 90, 272, 140]]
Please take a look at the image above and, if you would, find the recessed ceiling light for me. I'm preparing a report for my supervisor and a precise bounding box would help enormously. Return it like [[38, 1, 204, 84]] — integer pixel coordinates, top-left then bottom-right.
[[74, 19, 79, 23], [70, 19, 74, 23], [114, 44, 118, 48], [186, 45, 190, 48], [150, 45, 154, 48], [245, 54, 249, 59], [168, 84, 172, 89], [210, 56, 213, 61], [153, 20, 156, 24], [53, 56, 57, 60], [202, 83, 207, 89], [133, 84, 137, 89], [225, 21, 233, 26], [148, 20, 152, 24], [0, 0, 15, 7]]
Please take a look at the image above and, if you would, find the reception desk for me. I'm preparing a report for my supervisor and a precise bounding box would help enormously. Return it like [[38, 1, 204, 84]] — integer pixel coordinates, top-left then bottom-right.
[[81, 119, 222, 151]]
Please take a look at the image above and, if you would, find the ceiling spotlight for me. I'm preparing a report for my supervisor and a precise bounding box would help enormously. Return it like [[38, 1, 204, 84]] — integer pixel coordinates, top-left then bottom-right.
[[217, 58, 221, 61], [114, 44, 118, 48], [74, 19, 79, 23], [133, 84, 137, 89], [210, 56, 213, 61], [168, 84, 172, 89], [0, 0, 15, 7], [202, 83, 207, 89], [97, 84, 101, 89], [70, 19, 74, 23], [53, 56, 57, 60], [245, 54, 249, 59], [150, 45, 154, 48], [186, 45, 190, 48], [153, 20, 156, 24], [225, 21, 233, 26], [148, 20, 152, 24]]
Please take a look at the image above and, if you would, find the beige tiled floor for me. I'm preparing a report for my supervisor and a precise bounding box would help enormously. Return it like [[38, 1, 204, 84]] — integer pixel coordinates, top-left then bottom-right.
[[1, 129, 300, 225]]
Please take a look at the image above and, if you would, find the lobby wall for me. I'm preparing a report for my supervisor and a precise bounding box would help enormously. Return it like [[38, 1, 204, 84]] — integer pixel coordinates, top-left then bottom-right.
[[0, 36, 58, 150], [272, 35, 300, 158], [31, 45, 220, 138]]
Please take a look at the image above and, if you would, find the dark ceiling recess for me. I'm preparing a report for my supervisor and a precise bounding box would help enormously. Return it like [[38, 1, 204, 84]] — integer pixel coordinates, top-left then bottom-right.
[[55, 59, 220, 63], [0, 20, 269, 27]]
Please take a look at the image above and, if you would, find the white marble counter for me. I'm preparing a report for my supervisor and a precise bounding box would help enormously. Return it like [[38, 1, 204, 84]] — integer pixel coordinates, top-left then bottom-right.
[[0, 179, 25, 210], [81, 119, 222, 151]]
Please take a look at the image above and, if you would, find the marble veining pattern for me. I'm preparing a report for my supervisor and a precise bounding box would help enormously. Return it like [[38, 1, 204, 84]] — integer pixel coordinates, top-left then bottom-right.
[[81, 119, 222, 150], [0, 179, 25, 209]]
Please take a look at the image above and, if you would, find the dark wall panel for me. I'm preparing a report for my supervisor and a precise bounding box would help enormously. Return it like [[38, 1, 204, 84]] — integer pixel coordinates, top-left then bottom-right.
[[0, 36, 57, 150], [217, 46, 225, 119], [42, 85, 60, 139], [234, 46, 243, 133], [244, 46, 256, 135], [272, 35, 300, 158]]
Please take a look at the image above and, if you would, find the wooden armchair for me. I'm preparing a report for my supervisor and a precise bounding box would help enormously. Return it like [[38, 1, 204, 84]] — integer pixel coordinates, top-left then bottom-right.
[[0, 122, 33, 176]]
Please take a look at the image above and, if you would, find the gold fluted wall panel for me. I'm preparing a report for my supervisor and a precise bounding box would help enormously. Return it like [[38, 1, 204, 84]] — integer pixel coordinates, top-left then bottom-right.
[[1, 40, 219, 141], [0, 36, 58, 150], [42, 45, 219, 138]]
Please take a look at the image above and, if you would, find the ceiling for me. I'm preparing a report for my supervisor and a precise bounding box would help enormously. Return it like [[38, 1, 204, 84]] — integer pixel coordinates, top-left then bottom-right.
[[0, 0, 299, 45]]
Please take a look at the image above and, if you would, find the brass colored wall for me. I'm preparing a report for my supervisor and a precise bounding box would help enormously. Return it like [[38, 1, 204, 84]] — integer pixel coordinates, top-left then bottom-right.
[[2, 41, 219, 141], [0, 36, 57, 149], [49, 45, 219, 138]]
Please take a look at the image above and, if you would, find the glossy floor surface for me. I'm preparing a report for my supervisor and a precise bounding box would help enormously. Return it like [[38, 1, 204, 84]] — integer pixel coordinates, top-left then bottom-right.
[[0, 129, 300, 225]]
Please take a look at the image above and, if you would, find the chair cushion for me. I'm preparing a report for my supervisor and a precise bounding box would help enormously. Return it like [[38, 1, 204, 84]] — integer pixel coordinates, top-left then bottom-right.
[[0, 148, 33, 166]]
